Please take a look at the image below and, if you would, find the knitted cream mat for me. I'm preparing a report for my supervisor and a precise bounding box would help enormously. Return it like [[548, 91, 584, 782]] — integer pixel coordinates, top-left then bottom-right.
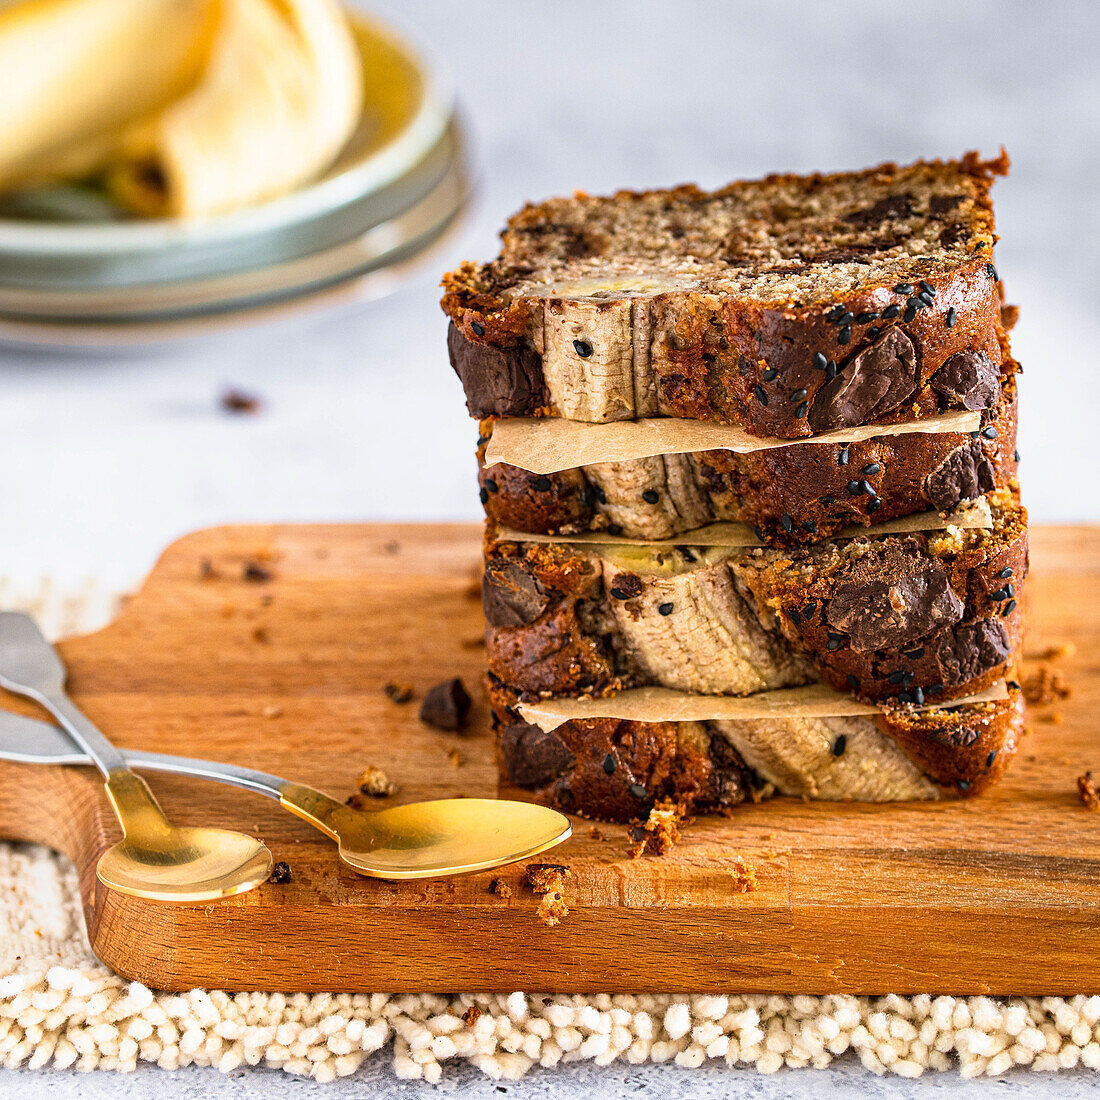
[[1, 581, 1097, 1083]]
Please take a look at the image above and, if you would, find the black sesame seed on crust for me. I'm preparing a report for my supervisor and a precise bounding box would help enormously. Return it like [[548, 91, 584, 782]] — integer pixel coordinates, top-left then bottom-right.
[[763, 368, 778, 381], [867, 498, 881, 513], [603, 754, 616, 774], [903, 304, 918, 323], [802, 601, 817, 619], [846, 674, 860, 689], [826, 305, 846, 323], [826, 360, 838, 380], [790, 389, 808, 403], [478, 487, 489, 505], [893, 283, 913, 295], [919, 280, 936, 297], [989, 587, 1009, 601], [789, 607, 802, 625], [918, 291, 935, 308], [1014, 449, 1021, 463], [986, 263, 999, 282], [998, 567, 1014, 579], [986, 750, 998, 767], [471, 321, 485, 336], [658, 602, 674, 616], [862, 463, 881, 475], [832, 735, 847, 757], [813, 352, 828, 370], [781, 514, 794, 532], [801, 520, 817, 533], [927, 683, 944, 695], [573, 339, 593, 358], [838, 447, 850, 466], [903, 647, 925, 659], [867, 326, 881, 340], [860, 479, 877, 496], [838, 325, 852, 345], [855, 312, 878, 324], [838, 311, 854, 326], [957, 779, 971, 791], [912, 686, 924, 705], [642, 489, 660, 504], [795, 401, 809, 418], [485, 478, 498, 493], [533, 476, 552, 492], [881, 303, 901, 319], [629, 783, 648, 799], [1002, 598, 1017, 616], [982, 426, 998, 439], [753, 384, 769, 405], [826, 632, 845, 651], [607, 523, 623, 536], [897, 691, 913, 704], [610, 586, 631, 600], [945, 308, 957, 328], [847, 480, 862, 495], [888, 669, 909, 684]]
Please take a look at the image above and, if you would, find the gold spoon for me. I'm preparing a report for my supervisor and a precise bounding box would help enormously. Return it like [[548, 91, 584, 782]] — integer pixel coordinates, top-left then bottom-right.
[[0, 613, 273, 902], [0, 706, 572, 879]]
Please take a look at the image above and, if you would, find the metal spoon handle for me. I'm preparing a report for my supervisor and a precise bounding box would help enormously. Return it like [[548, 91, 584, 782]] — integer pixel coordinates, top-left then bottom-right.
[[35, 689, 128, 774]]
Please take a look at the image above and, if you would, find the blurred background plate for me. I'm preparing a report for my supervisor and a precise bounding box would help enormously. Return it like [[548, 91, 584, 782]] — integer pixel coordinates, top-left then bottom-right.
[[0, 10, 469, 345]]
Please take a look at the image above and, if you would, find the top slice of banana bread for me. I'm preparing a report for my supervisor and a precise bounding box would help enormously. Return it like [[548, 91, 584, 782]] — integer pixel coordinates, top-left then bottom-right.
[[443, 151, 1012, 438]]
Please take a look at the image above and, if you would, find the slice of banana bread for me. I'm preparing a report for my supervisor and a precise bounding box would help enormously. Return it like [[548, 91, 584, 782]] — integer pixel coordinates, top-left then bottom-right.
[[478, 375, 1017, 544], [443, 152, 1012, 437], [491, 678, 1023, 821], [484, 489, 1026, 705]]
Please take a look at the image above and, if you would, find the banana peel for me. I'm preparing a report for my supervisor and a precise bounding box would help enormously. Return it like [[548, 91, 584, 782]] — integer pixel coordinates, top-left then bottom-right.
[[0, 0, 364, 218]]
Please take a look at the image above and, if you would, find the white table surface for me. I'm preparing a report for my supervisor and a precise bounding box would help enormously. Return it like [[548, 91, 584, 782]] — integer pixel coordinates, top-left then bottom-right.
[[2, 0, 1097, 1095]]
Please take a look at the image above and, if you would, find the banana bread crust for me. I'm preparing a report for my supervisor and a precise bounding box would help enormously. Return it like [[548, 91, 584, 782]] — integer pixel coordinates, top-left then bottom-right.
[[478, 376, 1018, 544], [443, 154, 1013, 438], [483, 490, 1026, 705], [491, 679, 1023, 822]]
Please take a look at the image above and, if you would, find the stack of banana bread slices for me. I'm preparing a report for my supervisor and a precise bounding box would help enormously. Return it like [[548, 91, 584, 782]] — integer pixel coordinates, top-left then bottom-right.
[[441, 152, 1026, 822]]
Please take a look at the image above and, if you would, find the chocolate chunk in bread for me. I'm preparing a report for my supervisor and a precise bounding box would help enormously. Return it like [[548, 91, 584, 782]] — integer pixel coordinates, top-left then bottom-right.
[[808, 329, 919, 431], [483, 560, 551, 627], [825, 545, 964, 652], [500, 721, 575, 787], [925, 439, 995, 512], [447, 322, 546, 418], [930, 350, 1001, 410], [934, 618, 1012, 687]]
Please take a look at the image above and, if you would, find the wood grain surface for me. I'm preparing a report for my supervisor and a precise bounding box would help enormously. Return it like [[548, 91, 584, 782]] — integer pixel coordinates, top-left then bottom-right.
[[0, 523, 1096, 994]]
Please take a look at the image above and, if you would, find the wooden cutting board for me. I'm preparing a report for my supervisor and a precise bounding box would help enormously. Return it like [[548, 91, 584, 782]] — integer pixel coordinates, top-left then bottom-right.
[[0, 523, 1096, 994]]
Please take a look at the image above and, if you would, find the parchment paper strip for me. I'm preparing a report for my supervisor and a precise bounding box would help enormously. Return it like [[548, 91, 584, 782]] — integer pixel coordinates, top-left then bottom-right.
[[493, 498, 992, 549], [518, 681, 1010, 733], [484, 410, 982, 474]]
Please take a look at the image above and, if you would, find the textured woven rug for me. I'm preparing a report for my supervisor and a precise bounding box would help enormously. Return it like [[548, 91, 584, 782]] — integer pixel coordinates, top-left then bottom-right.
[[1, 581, 1098, 1083]]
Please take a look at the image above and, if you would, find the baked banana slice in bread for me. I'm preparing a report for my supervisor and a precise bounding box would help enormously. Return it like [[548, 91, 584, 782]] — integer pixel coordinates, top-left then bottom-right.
[[491, 679, 1023, 822], [485, 489, 1026, 705], [443, 153, 1013, 438]]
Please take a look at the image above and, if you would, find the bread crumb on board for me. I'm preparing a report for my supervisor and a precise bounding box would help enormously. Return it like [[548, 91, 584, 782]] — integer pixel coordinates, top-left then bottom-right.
[[384, 681, 415, 704], [488, 878, 513, 899], [628, 798, 689, 859], [526, 863, 570, 927], [346, 766, 397, 808], [728, 856, 759, 893], [1078, 772, 1099, 812], [1023, 665, 1071, 706]]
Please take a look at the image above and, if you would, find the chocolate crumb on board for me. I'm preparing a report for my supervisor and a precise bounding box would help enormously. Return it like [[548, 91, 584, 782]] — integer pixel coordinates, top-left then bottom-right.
[[269, 861, 292, 884], [728, 856, 759, 893], [588, 825, 604, 841], [251, 626, 270, 644], [383, 681, 415, 704], [628, 798, 689, 859], [462, 1005, 483, 1026], [356, 765, 396, 798], [199, 558, 217, 580], [526, 863, 570, 927], [220, 388, 263, 414], [488, 877, 513, 898], [420, 677, 472, 731], [1079, 773, 1099, 812], [448, 748, 465, 767], [1023, 665, 1071, 706], [1035, 641, 1076, 661], [242, 561, 272, 583]]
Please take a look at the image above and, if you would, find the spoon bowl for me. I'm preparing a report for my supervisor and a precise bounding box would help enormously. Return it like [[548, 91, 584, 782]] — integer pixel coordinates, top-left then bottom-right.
[[95, 825, 275, 903], [333, 798, 573, 879]]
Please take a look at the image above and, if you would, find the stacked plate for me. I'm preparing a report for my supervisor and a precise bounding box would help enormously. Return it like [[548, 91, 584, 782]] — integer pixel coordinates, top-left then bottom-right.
[[0, 12, 468, 347]]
